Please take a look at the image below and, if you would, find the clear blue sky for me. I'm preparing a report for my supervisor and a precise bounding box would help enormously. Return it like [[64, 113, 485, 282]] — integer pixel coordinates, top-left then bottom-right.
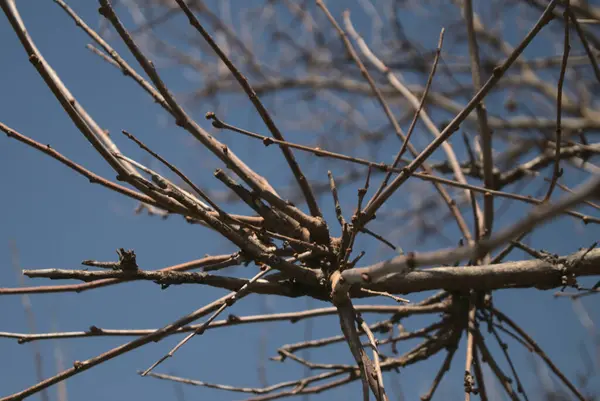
[[1, 1, 599, 400]]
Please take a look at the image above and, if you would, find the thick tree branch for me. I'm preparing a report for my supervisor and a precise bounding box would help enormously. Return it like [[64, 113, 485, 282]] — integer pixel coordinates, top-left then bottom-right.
[[363, 248, 600, 294]]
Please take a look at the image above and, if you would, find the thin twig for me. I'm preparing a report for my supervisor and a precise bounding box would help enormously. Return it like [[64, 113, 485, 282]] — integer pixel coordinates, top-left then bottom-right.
[[474, 330, 520, 401], [9, 241, 49, 401], [568, 9, 600, 84], [173, 0, 324, 221], [357, 313, 387, 401], [0, 254, 241, 296], [204, 113, 600, 224], [544, 0, 571, 201], [463, 0, 494, 238], [342, 16, 474, 242], [420, 333, 460, 401], [328, 171, 346, 227], [493, 308, 587, 401], [359, 0, 560, 225], [0, 291, 252, 401], [141, 266, 273, 375]]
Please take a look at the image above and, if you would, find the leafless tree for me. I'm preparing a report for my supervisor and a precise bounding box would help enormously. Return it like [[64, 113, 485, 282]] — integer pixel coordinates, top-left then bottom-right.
[[1, 0, 600, 400]]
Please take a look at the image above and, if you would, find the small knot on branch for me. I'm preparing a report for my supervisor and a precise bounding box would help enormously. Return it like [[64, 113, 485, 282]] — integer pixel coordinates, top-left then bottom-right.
[[205, 111, 225, 129], [28, 55, 41, 65], [227, 314, 241, 323], [98, 5, 110, 18], [81, 248, 138, 271], [116, 248, 138, 271]]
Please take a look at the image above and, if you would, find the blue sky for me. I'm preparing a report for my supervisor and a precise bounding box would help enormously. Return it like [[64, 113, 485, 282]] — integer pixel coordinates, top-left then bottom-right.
[[1, 1, 600, 400]]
